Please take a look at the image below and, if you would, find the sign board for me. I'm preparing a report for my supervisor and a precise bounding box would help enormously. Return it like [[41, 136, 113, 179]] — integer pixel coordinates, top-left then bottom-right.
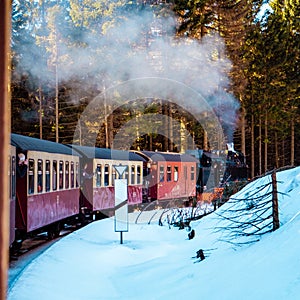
[[114, 178, 128, 232]]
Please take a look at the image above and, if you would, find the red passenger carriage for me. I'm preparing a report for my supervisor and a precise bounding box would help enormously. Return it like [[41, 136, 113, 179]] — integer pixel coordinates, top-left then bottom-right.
[[134, 151, 198, 204], [11, 134, 81, 242], [70, 145, 145, 218]]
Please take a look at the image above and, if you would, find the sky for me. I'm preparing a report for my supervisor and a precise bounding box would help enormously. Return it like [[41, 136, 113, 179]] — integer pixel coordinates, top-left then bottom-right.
[[7, 166, 300, 300]]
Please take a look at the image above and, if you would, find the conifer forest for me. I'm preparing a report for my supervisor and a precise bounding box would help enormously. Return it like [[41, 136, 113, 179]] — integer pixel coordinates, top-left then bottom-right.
[[11, 0, 300, 178]]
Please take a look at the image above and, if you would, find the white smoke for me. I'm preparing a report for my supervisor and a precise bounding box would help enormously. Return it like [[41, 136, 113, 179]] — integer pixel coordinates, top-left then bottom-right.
[[13, 1, 240, 143]]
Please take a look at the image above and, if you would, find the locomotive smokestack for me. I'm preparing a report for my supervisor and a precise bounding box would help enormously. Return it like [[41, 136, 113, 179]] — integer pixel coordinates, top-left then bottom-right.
[[226, 142, 236, 153]]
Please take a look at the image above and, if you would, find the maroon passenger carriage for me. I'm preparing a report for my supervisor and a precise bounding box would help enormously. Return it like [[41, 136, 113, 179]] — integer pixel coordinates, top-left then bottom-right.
[[11, 133, 81, 244], [70, 145, 145, 219], [9, 145, 16, 247], [134, 150, 198, 205]]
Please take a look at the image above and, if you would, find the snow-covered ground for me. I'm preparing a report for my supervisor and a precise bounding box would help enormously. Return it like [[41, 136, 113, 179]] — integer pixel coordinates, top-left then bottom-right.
[[7, 167, 300, 300]]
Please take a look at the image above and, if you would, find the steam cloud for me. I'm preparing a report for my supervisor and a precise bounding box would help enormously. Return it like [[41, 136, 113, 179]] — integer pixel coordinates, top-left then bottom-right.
[[13, 2, 240, 143]]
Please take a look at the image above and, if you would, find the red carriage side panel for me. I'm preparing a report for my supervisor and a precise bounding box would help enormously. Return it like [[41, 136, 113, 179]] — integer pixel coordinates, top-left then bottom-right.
[[93, 187, 115, 210], [92, 185, 142, 210], [27, 189, 79, 232], [128, 186, 142, 205], [80, 178, 93, 211], [148, 164, 158, 200], [9, 199, 16, 245]]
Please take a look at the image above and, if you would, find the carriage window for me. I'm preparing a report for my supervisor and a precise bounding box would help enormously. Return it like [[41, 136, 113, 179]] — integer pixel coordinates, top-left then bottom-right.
[[59, 161, 64, 189], [191, 166, 195, 181], [174, 166, 178, 182], [159, 165, 164, 182], [137, 165, 141, 184], [71, 162, 74, 188], [65, 161, 69, 189], [167, 166, 172, 182], [104, 164, 109, 186], [9, 155, 11, 199], [11, 156, 16, 198], [96, 164, 101, 187], [28, 159, 34, 194], [37, 159, 43, 193], [131, 165, 135, 185], [45, 160, 50, 192], [124, 165, 129, 180], [53, 160, 57, 190], [76, 162, 79, 187], [112, 167, 116, 185]]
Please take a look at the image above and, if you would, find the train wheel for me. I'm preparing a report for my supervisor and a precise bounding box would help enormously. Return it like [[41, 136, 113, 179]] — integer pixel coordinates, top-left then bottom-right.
[[47, 229, 55, 240], [10, 239, 23, 257], [47, 222, 61, 240]]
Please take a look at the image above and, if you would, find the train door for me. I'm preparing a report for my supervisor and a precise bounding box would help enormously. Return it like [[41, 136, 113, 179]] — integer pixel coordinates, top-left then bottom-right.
[[9, 146, 16, 246], [184, 165, 187, 195]]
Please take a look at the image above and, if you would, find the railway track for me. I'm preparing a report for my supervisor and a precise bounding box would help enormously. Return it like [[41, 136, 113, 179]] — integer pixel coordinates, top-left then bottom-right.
[[8, 227, 76, 293]]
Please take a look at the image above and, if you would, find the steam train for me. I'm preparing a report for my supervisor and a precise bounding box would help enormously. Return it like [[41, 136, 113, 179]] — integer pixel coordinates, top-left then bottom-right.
[[8, 133, 248, 251]]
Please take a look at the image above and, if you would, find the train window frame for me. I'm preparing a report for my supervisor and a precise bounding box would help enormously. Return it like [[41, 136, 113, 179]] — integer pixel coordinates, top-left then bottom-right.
[[28, 159, 35, 195], [124, 165, 129, 182], [159, 165, 164, 182], [112, 166, 116, 185], [45, 160, 51, 192], [96, 164, 101, 187], [65, 161, 69, 189], [191, 165, 195, 181], [174, 166, 178, 182], [167, 165, 172, 182], [76, 162, 79, 187], [11, 155, 16, 198], [137, 165, 141, 184], [59, 160, 64, 190], [53, 160, 58, 191], [70, 162, 75, 188], [37, 159, 43, 193], [9, 155, 11, 199], [104, 164, 109, 186], [131, 165, 135, 185]]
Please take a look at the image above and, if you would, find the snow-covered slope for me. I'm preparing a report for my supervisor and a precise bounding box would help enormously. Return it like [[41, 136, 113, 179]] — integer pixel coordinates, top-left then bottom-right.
[[8, 167, 300, 300]]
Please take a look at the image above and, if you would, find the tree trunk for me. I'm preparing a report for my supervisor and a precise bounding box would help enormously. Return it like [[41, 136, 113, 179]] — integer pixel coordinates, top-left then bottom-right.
[[55, 62, 59, 143], [274, 131, 279, 168], [168, 103, 173, 152], [282, 140, 285, 167], [258, 114, 262, 175], [162, 103, 168, 151], [54, 27, 59, 143], [39, 85, 43, 139], [203, 130, 208, 151], [180, 117, 187, 153], [251, 114, 255, 178], [291, 117, 294, 166], [108, 113, 113, 149], [240, 102, 246, 157], [264, 112, 268, 173], [272, 171, 279, 231]]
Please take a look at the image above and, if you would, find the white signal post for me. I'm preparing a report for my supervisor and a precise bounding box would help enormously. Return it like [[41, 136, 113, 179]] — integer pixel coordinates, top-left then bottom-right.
[[114, 165, 128, 244]]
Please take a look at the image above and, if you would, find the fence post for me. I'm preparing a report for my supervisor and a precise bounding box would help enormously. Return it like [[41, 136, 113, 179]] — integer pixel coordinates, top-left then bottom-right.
[[272, 170, 280, 231]]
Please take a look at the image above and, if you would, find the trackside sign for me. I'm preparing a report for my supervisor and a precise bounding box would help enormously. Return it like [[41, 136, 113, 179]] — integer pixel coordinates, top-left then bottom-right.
[[114, 165, 128, 244]]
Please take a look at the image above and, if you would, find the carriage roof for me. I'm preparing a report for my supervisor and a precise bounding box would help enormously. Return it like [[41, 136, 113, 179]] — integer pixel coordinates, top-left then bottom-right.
[[69, 145, 146, 162], [135, 150, 199, 163], [11, 133, 81, 157]]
